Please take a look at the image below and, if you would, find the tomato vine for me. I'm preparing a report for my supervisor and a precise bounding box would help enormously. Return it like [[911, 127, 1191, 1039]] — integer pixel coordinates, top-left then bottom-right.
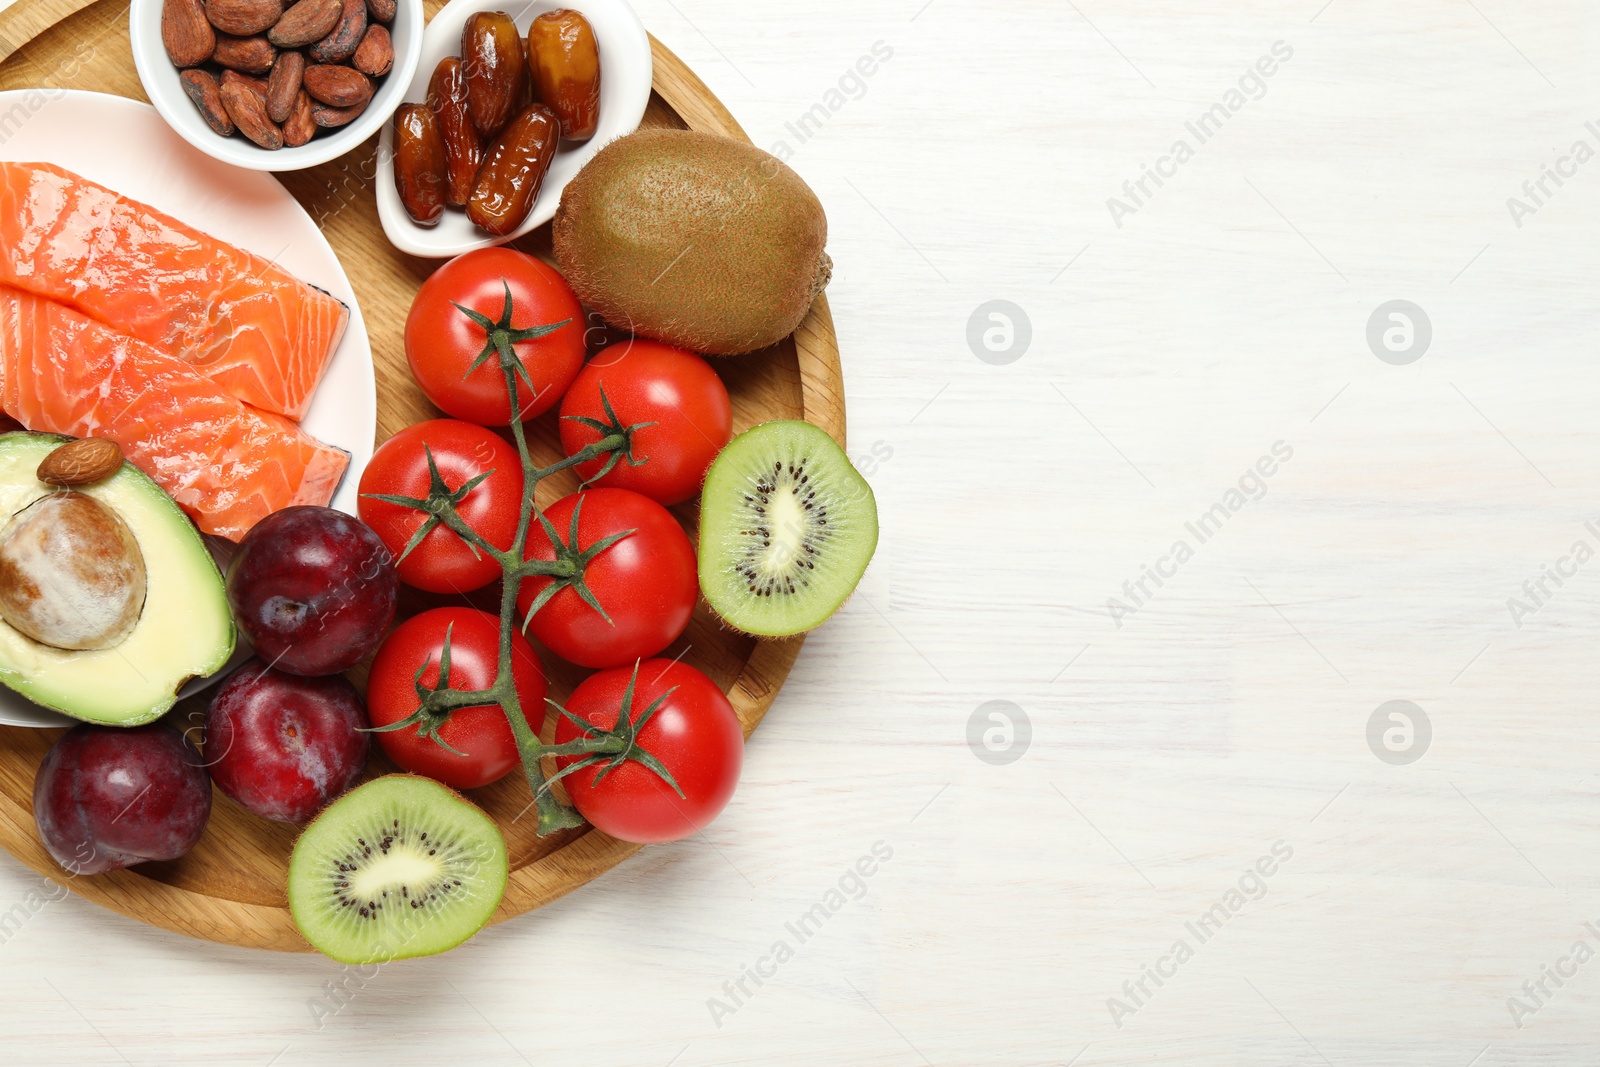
[[361, 284, 679, 834]]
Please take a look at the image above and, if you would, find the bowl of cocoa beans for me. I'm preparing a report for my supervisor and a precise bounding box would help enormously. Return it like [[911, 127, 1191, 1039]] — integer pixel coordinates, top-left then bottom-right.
[[132, 0, 424, 170]]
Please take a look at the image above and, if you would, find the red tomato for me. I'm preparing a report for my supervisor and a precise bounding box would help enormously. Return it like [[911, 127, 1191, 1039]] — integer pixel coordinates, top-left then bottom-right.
[[517, 488, 696, 668], [558, 340, 733, 505], [357, 420, 523, 594], [405, 248, 585, 425], [554, 659, 743, 843], [366, 607, 546, 790]]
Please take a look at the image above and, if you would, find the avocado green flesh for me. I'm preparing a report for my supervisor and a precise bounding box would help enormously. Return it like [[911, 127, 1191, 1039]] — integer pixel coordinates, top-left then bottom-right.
[[0, 433, 234, 725], [697, 420, 878, 636]]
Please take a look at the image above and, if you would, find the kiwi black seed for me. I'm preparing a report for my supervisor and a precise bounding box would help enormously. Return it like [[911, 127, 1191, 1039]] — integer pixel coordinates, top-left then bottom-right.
[[698, 420, 878, 637], [287, 775, 508, 964]]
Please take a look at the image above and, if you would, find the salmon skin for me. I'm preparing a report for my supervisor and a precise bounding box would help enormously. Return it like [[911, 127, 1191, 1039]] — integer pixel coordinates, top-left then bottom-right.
[[0, 162, 348, 421], [0, 285, 348, 541]]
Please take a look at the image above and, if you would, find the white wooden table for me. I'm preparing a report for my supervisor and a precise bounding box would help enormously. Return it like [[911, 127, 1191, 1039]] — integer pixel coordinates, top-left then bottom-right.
[[3, 0, 1599, 1063]]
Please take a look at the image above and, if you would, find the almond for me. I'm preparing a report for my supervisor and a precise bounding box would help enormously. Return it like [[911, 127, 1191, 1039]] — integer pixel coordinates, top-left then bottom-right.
[[221, 81, 284, 149], [213, 33, 277, 74], [311, 99, 368, 127], [351, 24, 392, 77], [162, 0, 215, 67], [308, 0, 365, 63], [37, 438, 123, 487], [180, 69, 233, 136], [205, 0, 283, 36], [283, 89, 317, 146], [302, 64, 372, 108], [266, 49, 305, 123], [269, 0, 341, 48], [365, 0, 394, 24]]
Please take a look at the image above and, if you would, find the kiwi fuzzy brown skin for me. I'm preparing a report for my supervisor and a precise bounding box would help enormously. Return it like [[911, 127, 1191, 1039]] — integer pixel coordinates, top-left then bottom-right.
[[553, 129, 829, 356]]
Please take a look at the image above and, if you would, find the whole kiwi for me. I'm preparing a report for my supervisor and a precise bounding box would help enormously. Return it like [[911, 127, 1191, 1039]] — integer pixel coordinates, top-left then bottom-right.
[[553, 129, 831, 356]]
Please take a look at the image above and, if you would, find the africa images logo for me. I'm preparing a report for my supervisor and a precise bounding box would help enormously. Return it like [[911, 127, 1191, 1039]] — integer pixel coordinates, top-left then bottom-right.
[[1504, 519, 1600, 629], [1105, 442, 1294, 628], [706, 841, 895, 1028], [1504, 122, 1600, 229], [1106, 42, 1294, 228], [1106, 842, 1294, 1028]]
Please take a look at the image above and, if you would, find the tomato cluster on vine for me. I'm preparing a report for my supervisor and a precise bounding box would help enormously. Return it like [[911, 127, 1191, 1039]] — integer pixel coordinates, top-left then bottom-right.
[[354, 247, 741, 841]]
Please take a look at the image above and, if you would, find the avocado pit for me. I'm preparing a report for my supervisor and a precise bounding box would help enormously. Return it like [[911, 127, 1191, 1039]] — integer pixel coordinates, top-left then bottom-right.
[[0, 491, 147, 651]]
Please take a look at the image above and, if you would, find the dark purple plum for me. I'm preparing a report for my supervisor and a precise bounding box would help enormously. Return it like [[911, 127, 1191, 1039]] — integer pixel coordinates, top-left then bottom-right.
[[33, 722, 212, 875], [205, 659, 370, 823], [226, 506, 398, 676]]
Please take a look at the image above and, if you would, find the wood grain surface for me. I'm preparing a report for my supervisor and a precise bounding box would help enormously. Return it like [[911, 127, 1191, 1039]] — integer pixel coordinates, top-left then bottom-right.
[[0, 0, 842, 952]]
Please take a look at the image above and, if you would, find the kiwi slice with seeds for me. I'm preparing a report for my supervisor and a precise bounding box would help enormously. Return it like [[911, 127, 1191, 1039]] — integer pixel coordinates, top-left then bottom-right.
[[698, 420, 878, 637], [288, 775, 508, 964]]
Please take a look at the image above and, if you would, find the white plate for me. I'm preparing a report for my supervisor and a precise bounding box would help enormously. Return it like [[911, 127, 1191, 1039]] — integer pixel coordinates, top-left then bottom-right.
[[0, 90, 377, 727], [375, 0, 651, 258]]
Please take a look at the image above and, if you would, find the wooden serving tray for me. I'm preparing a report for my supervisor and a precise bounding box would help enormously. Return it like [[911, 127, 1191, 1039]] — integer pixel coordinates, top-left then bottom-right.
[[0, 0, 844, 951]]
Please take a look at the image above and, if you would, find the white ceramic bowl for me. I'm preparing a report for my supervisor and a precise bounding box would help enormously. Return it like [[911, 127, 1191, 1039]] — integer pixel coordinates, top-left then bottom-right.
[[129, 0, 425, 172], [375, 0, 651, 258]]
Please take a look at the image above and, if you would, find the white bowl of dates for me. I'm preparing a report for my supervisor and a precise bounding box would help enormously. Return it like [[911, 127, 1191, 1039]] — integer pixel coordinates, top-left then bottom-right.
[[374, 0, 651, 258], [131, 0, 424, 171]]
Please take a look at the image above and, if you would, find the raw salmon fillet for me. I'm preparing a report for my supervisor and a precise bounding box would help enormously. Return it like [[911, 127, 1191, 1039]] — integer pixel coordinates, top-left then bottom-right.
[[0, 285, 348, 540], [0, 161, 348, 420]]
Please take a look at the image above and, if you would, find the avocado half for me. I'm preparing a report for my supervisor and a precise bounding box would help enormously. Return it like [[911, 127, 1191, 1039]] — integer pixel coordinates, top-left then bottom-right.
[[0, 432, 235, 725]]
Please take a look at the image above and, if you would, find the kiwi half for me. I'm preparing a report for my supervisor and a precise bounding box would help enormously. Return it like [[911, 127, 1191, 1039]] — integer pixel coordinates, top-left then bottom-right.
[[698, 421, 878, 637], [288, 775, 508, 964]]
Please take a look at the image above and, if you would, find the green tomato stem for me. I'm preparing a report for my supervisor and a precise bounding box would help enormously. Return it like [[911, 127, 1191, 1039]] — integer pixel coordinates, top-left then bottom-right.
[[387, 292, 654, 836]]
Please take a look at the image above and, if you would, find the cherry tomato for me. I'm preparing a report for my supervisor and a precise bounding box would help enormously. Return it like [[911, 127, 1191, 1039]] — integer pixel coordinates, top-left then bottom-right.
[[517, 488, 696, 668], [558, 340, 733, 505], [358, 420, 523, 594], [405, 247, 585, 425], [366, 607, 546, 790], [554, 659, 743, 843]]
